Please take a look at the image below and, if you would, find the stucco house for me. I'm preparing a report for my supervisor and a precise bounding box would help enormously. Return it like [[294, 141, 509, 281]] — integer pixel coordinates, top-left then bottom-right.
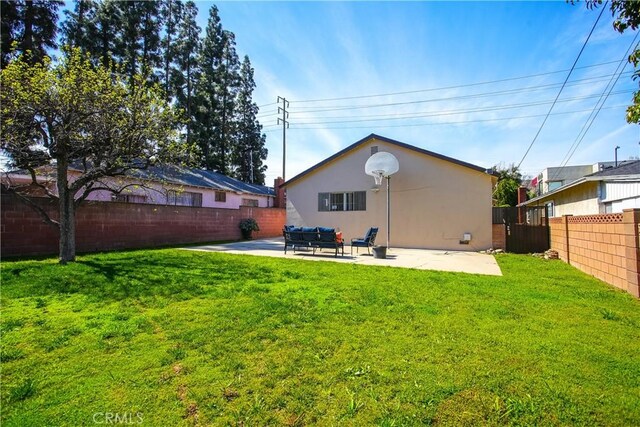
[[282, 134, 498, 250], [3, 163, 276, 209], [520, 160, 640, 216]]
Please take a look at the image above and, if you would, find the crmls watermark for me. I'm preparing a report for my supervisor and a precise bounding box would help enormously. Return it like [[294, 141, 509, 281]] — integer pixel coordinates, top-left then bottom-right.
[[92, 412, 143, 424]]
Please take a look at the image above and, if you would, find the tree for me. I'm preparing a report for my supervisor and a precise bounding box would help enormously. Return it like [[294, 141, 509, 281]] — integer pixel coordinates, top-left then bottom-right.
[[174, 1, 200, 146], [583, 0, 640, 124], [196, 5, 225, 170], [493, 164, 523, 207], [0, 0, 63, 66], [0, 0, 20, 68], [233, 56, 267, 184], [61, 0, 98, 55], [0, 48, 184, 263], [160, 0, 184, 98]]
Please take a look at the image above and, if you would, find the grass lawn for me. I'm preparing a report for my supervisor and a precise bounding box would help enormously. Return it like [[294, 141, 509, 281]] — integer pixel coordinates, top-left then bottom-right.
[[1, 249, 639, 426]]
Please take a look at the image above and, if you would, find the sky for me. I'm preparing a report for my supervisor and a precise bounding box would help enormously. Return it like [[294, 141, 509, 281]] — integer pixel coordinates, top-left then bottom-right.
[[197, 1, 640, 184]]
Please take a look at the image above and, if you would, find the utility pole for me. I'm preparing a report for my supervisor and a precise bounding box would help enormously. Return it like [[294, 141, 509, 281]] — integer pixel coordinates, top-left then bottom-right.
[[277, 96, 289, 181]]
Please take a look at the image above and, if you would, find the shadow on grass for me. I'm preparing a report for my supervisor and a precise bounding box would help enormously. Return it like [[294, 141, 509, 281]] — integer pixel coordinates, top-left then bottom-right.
[[1, 249, 284, 302]]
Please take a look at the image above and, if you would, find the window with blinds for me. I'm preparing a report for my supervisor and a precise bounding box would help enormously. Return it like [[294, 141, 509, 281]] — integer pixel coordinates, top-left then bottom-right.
[[318, 191, 366, 212], [167, 190, 203, 207]]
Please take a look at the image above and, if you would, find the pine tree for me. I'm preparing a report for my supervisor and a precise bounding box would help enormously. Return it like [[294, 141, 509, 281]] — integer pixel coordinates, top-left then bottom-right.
[[160, 0, 183, 98], [215, 30, 241, 176], [234, 56, 267, 184], [196, 5, 225, 171], [174, 0, 201, 147], [1, 0, 63, 66], [94, 0, 121, 68], [61, 0, 98, 56]]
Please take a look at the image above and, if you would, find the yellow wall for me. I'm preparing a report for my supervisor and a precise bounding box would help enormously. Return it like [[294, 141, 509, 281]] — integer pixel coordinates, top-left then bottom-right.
[[529, 181, 599, 217], [285, 137, 494, 250]]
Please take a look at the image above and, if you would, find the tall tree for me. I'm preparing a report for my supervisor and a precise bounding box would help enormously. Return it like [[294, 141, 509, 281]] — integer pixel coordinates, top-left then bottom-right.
[[0, 0, 63, 66], [160, 0, 183, 98], [196, 5, 225, 170], [174, 0, 200, 147], [0, 0, 19, 68], [215, 30, 241, 176], [94, 0, 121, 68], [61, 0, 98, 55], [233, 56, 267, 184], [0, 48, 184, 263], [110, 1, 161, 84]]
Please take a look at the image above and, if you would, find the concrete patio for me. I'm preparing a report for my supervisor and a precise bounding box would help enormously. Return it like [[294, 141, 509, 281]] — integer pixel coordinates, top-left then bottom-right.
[[184, 238, 502, 276]]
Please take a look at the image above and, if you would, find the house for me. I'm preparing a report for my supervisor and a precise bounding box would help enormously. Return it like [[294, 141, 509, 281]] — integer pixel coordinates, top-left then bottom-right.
[[519, 160, 640, 216], [3, 163, 276, 209], [282, 134, 498, 250], [533, 161, 619, 195]]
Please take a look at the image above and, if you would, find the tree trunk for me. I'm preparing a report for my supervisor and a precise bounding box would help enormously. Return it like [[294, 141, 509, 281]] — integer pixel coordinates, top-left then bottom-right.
[[56, 157, 76, 263]]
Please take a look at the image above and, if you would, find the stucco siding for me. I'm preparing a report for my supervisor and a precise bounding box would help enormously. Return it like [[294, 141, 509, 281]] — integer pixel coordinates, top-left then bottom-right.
[[529, 181, 599, 216], [285, 138, 493, 250]]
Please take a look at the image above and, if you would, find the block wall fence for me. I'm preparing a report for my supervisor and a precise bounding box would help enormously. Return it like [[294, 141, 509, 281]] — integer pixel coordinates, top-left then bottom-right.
[[549, 209, 640, 298], [1, 194, 286, 258]]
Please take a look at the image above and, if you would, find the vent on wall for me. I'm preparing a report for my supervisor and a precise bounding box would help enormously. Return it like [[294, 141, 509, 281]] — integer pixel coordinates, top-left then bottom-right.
[[371, 146, 378, 155]]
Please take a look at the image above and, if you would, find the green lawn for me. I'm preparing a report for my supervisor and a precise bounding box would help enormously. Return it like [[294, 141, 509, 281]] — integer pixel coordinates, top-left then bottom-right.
[[1, 249, 639, 426]]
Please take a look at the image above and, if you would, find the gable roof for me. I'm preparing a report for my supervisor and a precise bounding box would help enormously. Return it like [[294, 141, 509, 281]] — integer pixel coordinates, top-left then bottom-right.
[[520, 160, 640, 206], [282, 133, 496, 187]]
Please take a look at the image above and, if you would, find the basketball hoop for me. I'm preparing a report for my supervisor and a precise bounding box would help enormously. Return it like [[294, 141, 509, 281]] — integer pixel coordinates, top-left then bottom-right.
[[373, 171, 384, 186], [364, 151, 400, 250]]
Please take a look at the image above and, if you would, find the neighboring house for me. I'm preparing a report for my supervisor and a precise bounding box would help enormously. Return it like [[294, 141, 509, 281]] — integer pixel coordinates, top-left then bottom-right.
[[3, 164, 276, 209], [282, 134, 498, 250], [520, 160, 640, 216], [533, 161, 619, 195]]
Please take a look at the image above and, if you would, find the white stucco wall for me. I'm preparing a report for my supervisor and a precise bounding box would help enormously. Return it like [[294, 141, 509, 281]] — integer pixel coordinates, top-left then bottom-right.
[[285, 137, 495, 251]]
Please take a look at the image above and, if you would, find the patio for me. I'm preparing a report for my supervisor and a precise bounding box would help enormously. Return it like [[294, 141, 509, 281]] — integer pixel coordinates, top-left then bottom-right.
[[185, 238, 502, 276]]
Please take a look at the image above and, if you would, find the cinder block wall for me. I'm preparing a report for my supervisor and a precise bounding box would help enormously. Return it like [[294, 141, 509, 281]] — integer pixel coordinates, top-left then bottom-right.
[[1, 194, 286, 258], [549, 209, 640, 297]]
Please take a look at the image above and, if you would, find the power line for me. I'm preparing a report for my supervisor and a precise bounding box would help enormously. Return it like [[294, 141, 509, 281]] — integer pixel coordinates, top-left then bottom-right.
[[284, 104, 627, 130], [287, 71, 631, 115], [287, 90, 632, 126], [516, 1, 608, 169], [551, 35, 640, 178], [287, 60, 624, 104], [288, 71, 632, 120]]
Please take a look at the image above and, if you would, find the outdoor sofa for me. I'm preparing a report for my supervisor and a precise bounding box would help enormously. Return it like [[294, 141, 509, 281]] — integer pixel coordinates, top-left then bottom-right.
[[283, 226, 344, 257]]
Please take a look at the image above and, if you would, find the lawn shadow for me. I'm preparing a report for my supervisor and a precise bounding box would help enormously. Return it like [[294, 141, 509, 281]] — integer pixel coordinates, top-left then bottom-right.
[[2, 250, 282, 302]]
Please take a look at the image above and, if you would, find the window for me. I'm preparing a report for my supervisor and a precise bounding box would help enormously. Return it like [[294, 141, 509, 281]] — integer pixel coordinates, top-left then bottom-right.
[[114, 194, 147, 204], [545, 201, 555, 217], [371, 146, 378, 155], [167, 190, 202, 207], [215, 191, 226, 202], [241, 198, 259, 207], [318, 191, 366, 211], [548, 181, 562, 191]]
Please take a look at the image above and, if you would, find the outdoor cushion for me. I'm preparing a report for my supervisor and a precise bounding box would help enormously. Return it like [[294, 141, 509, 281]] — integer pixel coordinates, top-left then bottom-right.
[[289, 227, 303, 240], [317, 227, 336, 242], [302, 227, 317, 241]]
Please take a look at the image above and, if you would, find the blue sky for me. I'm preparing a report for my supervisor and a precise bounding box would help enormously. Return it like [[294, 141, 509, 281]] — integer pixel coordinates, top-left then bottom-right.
[[201, 1, 639, 184]]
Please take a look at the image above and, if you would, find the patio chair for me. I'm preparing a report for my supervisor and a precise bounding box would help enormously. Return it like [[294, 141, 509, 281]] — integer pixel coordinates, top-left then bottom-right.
[[350, 227, 378, 255]]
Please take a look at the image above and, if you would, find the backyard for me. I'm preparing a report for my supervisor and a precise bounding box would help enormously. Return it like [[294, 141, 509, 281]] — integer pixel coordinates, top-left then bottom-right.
[[1, 249, 639, 426]]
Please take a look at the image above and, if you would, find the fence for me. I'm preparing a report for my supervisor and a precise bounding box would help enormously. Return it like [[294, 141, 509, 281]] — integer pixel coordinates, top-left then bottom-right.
[[1, 194, 286, 257], [492, 206, 549, 253], [549, 209, 640, 298]]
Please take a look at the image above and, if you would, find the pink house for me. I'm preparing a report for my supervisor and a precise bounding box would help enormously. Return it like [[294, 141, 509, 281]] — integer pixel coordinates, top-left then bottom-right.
[[3, 164, 276, 209]]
